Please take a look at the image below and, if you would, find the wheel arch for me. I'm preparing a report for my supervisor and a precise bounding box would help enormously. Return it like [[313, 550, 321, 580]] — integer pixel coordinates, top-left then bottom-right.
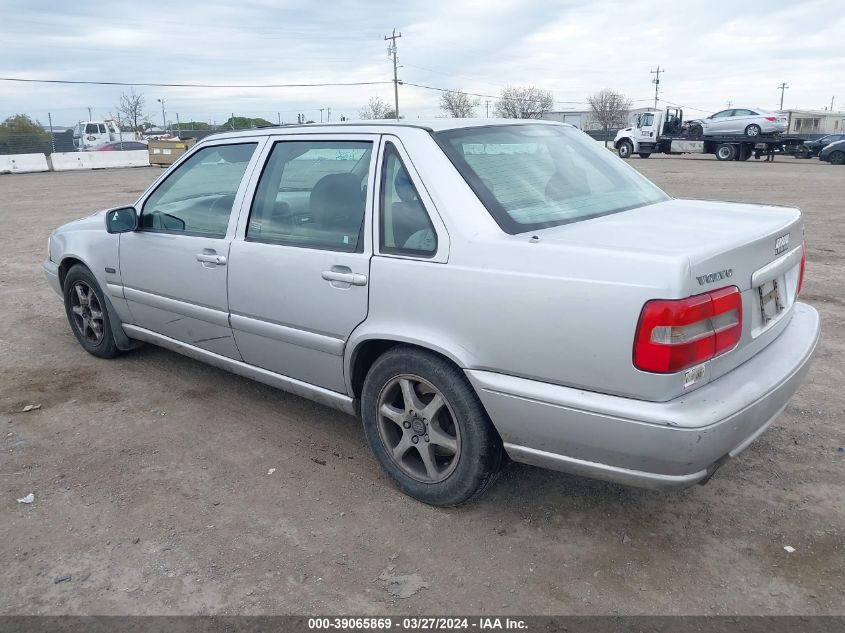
[[58, 255, 90, 289], [345, 334, 471, 400]]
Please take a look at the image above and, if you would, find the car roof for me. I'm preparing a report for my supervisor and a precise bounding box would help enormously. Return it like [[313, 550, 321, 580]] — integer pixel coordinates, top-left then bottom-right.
[[203, 118, 570, 141]]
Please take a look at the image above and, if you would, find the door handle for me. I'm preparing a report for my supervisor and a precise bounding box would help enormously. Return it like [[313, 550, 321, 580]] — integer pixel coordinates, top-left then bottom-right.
[[196, 252, 227, 266], [321, 267, 367, 287]]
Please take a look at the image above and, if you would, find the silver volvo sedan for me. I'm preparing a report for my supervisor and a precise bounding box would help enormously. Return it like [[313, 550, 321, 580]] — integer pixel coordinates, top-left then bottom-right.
[[43, 120, 820, 505]]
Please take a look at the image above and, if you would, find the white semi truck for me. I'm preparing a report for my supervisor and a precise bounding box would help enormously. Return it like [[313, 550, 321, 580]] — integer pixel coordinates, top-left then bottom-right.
[[613, 107, 805, 161], [72, 120, 137, 151]]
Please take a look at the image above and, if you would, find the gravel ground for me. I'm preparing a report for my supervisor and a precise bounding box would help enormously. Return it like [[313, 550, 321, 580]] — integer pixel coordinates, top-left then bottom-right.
[[0, 156, 842, 615]]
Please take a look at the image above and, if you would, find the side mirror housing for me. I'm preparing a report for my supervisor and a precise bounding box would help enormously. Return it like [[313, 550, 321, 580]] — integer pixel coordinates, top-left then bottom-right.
[[105, 206, 138, 234]]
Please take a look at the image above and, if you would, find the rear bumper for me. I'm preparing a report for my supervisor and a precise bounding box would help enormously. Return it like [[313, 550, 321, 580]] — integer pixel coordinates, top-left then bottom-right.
[[466, 303, 820, 489]]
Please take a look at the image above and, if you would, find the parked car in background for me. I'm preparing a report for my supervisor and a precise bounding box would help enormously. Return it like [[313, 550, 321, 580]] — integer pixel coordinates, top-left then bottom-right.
[[95, 141, 148, 152], [818, 139, 845, 165], [794, 134, 845, 158], [43, 120, 819, 505], [688, 107, 787, 138]]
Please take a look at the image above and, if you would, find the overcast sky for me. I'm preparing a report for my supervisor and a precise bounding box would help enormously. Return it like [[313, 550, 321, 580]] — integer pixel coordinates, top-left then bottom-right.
[[1, 0, 843, 127]]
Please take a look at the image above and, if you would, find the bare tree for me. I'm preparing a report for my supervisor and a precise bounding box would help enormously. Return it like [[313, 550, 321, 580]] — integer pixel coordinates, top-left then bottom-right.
[[359, 96, 392, 120], [494, 86, 554, 119], [439, 89, 480, 118], [117, 88, 146, 134], [587, 89, 633, 143]]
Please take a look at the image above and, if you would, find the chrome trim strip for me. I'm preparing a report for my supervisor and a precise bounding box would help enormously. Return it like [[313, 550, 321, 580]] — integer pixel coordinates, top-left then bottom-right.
[[229, 313, 345, 356], [122, 324, 356, 415], [751, 245, 802, 287], [123, 287, 230, 328]]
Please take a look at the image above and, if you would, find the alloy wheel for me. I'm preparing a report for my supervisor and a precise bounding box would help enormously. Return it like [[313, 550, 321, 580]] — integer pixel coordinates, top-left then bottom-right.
[[376, 374, 461, 483], [69, 281, 105, 345]]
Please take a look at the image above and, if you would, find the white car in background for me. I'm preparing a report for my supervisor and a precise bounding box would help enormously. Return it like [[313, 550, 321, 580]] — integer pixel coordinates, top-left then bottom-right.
[[689, 107, 787, 138]]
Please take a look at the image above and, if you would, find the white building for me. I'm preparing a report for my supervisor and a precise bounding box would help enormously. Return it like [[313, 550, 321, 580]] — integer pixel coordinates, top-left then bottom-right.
[[777, 109, 845, 136]]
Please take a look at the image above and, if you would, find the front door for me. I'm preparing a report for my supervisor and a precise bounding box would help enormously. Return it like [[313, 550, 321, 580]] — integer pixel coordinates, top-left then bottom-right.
[[119, 141, 262, 358], [227, 135, 377, 393]]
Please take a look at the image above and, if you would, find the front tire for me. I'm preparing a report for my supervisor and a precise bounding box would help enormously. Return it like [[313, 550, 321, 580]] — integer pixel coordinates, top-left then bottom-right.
[[63, 265, 120, 358], [617, 140, 633, 159], [745, 124, 762, 137], [361, 347, 503, 506], [688, 124, 703, 140], [829, 151, 845, 165]]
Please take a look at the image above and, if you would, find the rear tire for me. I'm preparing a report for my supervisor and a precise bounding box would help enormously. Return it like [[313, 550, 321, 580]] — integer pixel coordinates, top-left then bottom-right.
[[794, 146, 811, 159], [715, 143, 737, 161], [617, 140, 633, 159], [745, 124, 762, 137], [63, 265, 120, 359], [361, 346, 504, 506], [829, 151, 845, 165]]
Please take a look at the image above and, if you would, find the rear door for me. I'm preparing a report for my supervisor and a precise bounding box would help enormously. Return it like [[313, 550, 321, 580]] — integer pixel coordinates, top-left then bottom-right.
[[226, 134, 377, 393], [731, 109, 755, 133], [119, 140, 263, 358]]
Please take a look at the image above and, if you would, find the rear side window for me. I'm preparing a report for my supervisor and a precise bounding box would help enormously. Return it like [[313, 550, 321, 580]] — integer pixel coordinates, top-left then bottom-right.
[[247, 140, 372, 252], [436, 125, 668, 234], [379, 143, 436, 256], [140, 143, 257, 238], [85, 123, 98, 134]]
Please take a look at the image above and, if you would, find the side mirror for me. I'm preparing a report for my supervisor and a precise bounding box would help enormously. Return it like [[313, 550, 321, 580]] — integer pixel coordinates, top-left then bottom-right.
[[105, 206, 138, 233]]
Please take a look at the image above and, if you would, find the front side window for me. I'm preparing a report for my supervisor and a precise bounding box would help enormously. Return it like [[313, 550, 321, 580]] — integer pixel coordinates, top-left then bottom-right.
[[85, 123, 98, 134], [436, 125, 668, 234], [380, 144, 436, 256], [248, 140, 372, 251], [638, 113, 654, 128], [141, 143, 257, 238]]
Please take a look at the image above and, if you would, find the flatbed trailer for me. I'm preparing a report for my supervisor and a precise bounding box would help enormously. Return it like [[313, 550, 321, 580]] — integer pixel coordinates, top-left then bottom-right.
[[639, 133, 806, 161], [613, 107, 805, 161]]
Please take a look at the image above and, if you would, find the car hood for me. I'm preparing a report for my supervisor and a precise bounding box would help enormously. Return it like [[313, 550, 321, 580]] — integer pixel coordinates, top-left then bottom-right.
[[54, 209, 109, 234]]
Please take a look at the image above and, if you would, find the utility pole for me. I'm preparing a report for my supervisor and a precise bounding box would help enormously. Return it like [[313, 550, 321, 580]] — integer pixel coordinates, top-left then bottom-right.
[[650, 66, 664, 110], [486, 100, 490, 118], [830, 96, 835, 111], [385, 28, 402, 120], [176, 112, 181, 134], [726, 100, 733, 108], [231, 112, 235, 130], [327, 107, 331, 122], [87, 106, 92, 120], [319, 108, 324, 123], [48, 111, 55, 154], [277, 112, 281, 125], [157, 98, 166, 132], [777, 82, 789, 110]]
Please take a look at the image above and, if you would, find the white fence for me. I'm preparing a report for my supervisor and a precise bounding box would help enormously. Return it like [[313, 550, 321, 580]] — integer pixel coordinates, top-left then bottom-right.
[[0, 150, 150, 174]]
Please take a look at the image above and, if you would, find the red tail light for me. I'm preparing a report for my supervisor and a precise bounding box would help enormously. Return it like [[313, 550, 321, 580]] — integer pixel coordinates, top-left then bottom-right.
[[765, 116, 778, 121], [634, 286, 742, 373], [797, 240, 806, 296]]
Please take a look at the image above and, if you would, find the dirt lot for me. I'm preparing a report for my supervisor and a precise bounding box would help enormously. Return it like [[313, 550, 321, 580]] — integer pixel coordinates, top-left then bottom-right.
[[1, 156, 843, 615]]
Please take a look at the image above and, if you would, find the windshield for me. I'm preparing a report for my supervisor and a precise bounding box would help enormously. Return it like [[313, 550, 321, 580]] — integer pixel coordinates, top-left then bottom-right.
[[435, 124, 669, 234]]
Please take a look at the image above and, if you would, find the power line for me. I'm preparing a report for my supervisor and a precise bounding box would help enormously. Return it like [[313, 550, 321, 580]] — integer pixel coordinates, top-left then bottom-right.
[[0, 77, 392, 89], [402, 81, 588, 107]]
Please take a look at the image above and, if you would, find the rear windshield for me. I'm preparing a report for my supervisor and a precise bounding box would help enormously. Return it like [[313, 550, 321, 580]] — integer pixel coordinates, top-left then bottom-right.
[[435, 124, 669, 234]]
